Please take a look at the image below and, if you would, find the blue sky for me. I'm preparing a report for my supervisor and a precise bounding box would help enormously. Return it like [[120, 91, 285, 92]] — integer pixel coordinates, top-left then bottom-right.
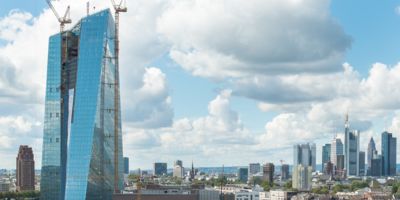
[[1, 0, 400, 169], [3, 0, 400, 131]]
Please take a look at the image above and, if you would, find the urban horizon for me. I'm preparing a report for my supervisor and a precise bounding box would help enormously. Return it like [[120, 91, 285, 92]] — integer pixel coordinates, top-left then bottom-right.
[[2, 0, 400, 199]]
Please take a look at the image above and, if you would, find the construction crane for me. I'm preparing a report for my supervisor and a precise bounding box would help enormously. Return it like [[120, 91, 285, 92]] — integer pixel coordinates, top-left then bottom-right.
[[46, 0, 71, 33], [110, 0, 127, 195]]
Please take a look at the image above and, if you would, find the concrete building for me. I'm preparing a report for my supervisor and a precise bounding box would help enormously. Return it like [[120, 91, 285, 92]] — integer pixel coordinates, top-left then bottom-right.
[[322, 144, 331, 172], [293, 143, 316, 172], [153, 163, 167, 176], [292, 164, 312, 191], [173, 166, 184, 178], [269, 190, 296, 200], [381, 131, 397, 176], [16, 145, 35, 191], [263, 163, 274, 184], [281, 164, 289, 180], [113, 187, 220, 200], [249, 163, 261, 176], [238, 168, 248, 183], [0, 181, 10, 192], [359, 151, 365, 176]]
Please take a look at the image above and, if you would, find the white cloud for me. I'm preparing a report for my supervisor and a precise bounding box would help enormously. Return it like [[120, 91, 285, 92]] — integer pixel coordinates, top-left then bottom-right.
[[125, 67, 173, 128], [158, 0, 351, 79]]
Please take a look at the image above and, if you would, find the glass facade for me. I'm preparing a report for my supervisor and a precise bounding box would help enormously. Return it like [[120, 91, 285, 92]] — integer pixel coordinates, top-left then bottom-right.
[[153, 163, 167, 176], [322, 144, 331, 171], [41, 9, 124, 200], [382, 131, 397, 176], [41, 34, 64, 200]]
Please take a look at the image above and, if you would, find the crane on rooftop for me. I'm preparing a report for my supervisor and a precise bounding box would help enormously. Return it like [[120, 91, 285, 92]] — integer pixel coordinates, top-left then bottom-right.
[[110, 0, 127, 195], [46, 0, 71, 33]]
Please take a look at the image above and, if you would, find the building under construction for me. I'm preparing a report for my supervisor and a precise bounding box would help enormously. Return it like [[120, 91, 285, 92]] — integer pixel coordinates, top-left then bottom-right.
[[40, 8, 125, 200]]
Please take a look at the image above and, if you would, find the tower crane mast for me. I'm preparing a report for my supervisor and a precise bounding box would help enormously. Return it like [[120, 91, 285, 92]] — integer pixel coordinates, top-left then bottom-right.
[[110, 0, 127, 195]]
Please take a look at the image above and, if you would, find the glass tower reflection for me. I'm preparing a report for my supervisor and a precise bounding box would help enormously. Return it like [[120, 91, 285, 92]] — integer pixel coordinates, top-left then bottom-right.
[[41, 9, 124, 200]]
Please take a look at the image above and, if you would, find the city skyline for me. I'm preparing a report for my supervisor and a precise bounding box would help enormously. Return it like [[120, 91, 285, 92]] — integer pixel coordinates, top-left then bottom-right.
[[2, 0, 400, 171]]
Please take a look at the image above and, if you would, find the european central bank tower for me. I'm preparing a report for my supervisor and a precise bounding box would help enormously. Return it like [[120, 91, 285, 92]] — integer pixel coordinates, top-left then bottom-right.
[[40, 9, 124, 200]]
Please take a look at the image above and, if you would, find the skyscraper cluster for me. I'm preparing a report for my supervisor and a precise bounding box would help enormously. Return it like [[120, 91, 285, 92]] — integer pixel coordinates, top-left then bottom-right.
[[292, 143, 316, 190], [366, 132, 397, 176], [319, 115, 397, 179]]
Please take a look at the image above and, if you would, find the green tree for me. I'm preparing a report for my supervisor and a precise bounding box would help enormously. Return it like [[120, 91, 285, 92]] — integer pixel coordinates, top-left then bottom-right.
[[284, 180, 292, 190], [350, 180, 368, 191]]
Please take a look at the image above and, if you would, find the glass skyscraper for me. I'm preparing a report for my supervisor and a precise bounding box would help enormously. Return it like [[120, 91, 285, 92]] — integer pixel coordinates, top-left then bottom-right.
[[322, 144, 331, 171], [382, 131, 397, 176], [344, 115, 360, 176], [41, 9, 124, 200], [293, 143, 316, 172]]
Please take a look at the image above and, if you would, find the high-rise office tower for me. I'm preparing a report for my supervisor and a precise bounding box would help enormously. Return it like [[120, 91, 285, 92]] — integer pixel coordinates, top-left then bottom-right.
[[153, 163, 167, 176], [16, 145, 35, 191], [293, 143, 316, 171], [367, 137, 377, 175], [371, 154, 382, 177], [41, 9, 124, 200], [336, 155, 345, 177], [249, 163, 261, 175], [292, 164, 312, 191], [174, 160, 183, 167], [359, 151, 365, 176], [124, 157, 129, 174], [331, 137, 343, 167], [238, 168, 248, 183], [281, 164, 289, 180], [173, 160, 184, 178], [344, 114, 360, 176], [323, 161, 333, 176], [322, 144, 331, 171], [263, 163, 275, 184], [382, 131, 397, 176]]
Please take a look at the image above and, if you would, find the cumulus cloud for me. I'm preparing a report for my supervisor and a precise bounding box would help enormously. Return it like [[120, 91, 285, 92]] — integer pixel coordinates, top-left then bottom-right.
[[125, 67, 173, 128], [158, 0, 351, 79]]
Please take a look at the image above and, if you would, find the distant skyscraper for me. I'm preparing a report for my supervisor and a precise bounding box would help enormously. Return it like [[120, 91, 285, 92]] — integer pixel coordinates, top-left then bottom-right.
[[322, 144, 331, 171], [153, 163, 167, 176], [293, 143, 316, 171], [371, 154, 382, 177], [359, 151, 365, 176], [323, 161, 333, 176], [331, 137, 343, 167], [124, 157, 129, 174], [281, 164, 289, 180], [16, 145, 35, 191], [173, 160, 184, 178], [174, 160, 183, 167], [292, 164, 312, 191], [173, 166, 184, 178], [249, 163, 261, 175], [263, 163, 274, 184], [41, 9, 124, 200], [238, 168, 248, 183], [336, 155, 345, 177], [344, 114, 360, 176], [382, 131, 397, 176], [367, 137, 377, 175]]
